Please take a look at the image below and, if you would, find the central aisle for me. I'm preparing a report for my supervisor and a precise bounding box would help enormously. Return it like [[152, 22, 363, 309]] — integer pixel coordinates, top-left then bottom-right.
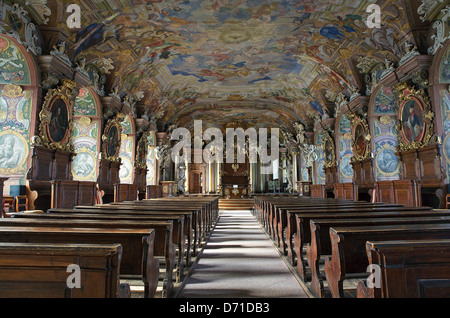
[[176, 209, 309, 298]]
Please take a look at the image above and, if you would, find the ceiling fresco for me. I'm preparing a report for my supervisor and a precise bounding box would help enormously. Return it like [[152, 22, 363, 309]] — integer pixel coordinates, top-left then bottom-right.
[[36, 0, 422, 131]]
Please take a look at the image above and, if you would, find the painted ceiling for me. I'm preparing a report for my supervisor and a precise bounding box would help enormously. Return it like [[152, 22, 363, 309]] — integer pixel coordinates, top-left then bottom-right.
[[50, 0, 415, 131]]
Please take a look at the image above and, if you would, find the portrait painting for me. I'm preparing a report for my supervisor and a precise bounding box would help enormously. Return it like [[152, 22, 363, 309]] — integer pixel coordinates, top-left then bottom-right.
[[106, 124, 120, 159], [376, 148, 399, 175], [47, 97, 69, 143], [0, 131, 27, 172], [324, 138, 333, 162], [439, 45, 450, 83], [136, 136, 147, 168], [146, 163, 155, 184], [301, 166, 309, 181], [119, 157, 132, 181], [399, 98, 425, 144], [440, 88, 450, 113], [317, 162, 325, 179], [340, 156, 353, 179], [353, 122, 367, 158], [72, 152, 95, 178], [444, 134, 450, 164]]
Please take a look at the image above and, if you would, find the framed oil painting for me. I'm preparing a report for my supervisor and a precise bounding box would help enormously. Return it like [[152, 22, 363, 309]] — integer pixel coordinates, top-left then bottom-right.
[[322, 131, 336, 168], [399, 97, 425, 144], [350, 113, 371, 162], [102, 117, 122, 162], [395, 83, 436, 151], [47, 97, 70, 144], [39, 80, 77, 151], [135, 131, 148, 169]]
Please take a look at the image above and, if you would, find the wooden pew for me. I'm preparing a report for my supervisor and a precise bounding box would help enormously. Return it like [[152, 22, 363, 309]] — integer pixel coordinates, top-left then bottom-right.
[[288, 206, 436, 271], [118, 196, 219, 237], [110, 196, 219, 244], [277, 202, 405, 256], [0, 226, 159, 298], [258, 196, 388, 244], [260, 196, 404, 258], [255, 197, 336, 234], [72, 204, 204, 254], [253, 196, 373, 253], [307, 215, 450, 297], [0, 242, 129, 298], [13, 211, 188, 282], [48, 206, 196, 265], [0, 217, 175, 297], [325, 223, 450, 298], [357, 240, 450, 298]]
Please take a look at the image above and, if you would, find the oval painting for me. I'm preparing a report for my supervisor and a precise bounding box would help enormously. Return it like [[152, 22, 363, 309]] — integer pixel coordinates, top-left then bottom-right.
[[47, 97, 69, 143], [106, 124, 120, 158], [400, 98, 425, 144], [353, 122, 367, 158]]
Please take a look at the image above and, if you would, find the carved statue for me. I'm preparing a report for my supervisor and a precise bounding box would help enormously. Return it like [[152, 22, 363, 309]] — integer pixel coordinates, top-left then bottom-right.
[[50, 41, 71, 65], [285, 161, 293, 193], [281, 128, 294, 146], [176, 161, 186, 194], [399, 41, 420, 65], [293, 122, 305, 145], [76, 58, 86, 70], [155, 143, 171, 180]]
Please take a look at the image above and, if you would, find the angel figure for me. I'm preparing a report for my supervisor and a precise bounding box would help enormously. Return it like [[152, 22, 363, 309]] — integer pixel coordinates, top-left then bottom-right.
[[293, 122, 305, 145]]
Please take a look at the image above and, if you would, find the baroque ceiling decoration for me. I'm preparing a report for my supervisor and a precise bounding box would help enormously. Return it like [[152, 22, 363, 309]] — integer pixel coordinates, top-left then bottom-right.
[[14, 0, 442, 133]]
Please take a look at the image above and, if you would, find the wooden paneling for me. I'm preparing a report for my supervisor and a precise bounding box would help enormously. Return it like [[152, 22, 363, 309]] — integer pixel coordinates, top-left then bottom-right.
[[393, 179, 421, 207], [26, 146, 76, 210], [114, 183, 139, 202], [51, 180, 97, 209], [324, 166, 338, 190], [160, 181, 177, 198], [375, 181, 396, 204], [334, 183, 358, 201], [97, 159, 121, 203], [310, 184, 325, 198], [351, 158, 375, 189], [146, 185, 162, 199]]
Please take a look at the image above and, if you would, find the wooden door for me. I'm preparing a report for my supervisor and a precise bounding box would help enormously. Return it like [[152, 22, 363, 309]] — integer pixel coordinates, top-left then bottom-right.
[[190, 172, 202, 193]]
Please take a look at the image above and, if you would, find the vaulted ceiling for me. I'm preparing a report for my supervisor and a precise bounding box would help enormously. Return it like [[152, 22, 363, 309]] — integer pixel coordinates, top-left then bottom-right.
[[46, 0, 429, 133]]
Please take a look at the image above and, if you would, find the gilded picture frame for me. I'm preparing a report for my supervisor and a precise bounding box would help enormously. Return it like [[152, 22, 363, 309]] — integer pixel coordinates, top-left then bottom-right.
[[350, 113, 371, 162], [135, 130, 148, 169], [38, 80, 77, 152], [322, 130, 336, 168], [101, 116, 122, 162], [395, 83, 437, 151]]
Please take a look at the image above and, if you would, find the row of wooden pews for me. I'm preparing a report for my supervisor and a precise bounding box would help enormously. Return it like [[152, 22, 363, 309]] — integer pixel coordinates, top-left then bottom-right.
[[253, 195, 450, 298], [0, 195, 219, 298]]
